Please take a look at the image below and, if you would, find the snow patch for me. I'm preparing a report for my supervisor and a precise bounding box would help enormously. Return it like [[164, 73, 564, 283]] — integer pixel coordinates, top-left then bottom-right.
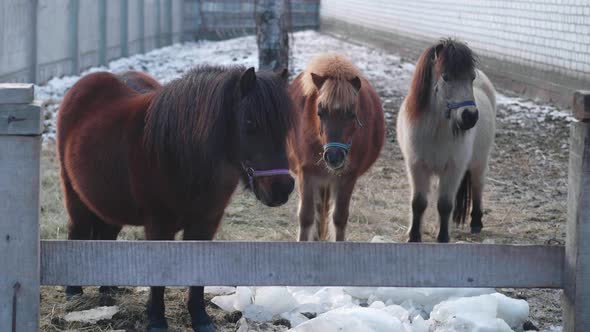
[[63, 306, 119, 323], [211, 286, 530, 331]]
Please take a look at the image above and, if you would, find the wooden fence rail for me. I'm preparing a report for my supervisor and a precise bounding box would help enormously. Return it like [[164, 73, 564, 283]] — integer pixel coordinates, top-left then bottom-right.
[[0, 84, 589, 331], [41, 241, 564, 288]]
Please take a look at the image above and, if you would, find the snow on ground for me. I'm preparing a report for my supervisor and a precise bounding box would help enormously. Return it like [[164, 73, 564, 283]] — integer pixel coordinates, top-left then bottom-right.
[[208, 285, 531, 332], [64, 306, 119, 324], [36, 31, 571, 143], [35, 31, 568, 331]]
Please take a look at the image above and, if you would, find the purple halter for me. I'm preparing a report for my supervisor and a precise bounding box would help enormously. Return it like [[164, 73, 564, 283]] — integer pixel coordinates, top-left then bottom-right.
[[241, 162, 290, 188]]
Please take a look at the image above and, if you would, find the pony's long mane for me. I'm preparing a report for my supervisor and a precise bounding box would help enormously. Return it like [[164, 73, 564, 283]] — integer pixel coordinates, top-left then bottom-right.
[[406, 38, 477, 118], [143, 65, 292, 196], [301, 53, 362, 111], [239, 70, 294, 144]]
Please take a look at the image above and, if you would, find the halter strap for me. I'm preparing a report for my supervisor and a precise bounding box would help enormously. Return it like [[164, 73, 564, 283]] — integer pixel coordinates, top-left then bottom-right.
[[447, 100, 477, 110], [241, 162, 290, 188], [323, 142, 351, 152], [446, 100, 476, 118]]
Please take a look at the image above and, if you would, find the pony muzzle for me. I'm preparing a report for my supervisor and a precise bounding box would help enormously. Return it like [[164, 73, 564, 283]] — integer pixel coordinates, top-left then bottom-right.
[[323, 142, 350, 170], [458, 107, 479, 130], [447, 100, 478, 131], [242, 163, 294, 207]]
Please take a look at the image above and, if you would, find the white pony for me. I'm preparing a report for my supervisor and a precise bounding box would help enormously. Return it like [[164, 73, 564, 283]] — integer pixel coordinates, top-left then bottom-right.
[[397, 38, 496, 242]]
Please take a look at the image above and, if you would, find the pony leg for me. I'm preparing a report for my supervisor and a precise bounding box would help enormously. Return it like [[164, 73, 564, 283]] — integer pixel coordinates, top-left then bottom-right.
[[407, 165, 431, 242], [146, 286, 167, 331], [95, 222, 122, 295], [437, 168, 466, 243], [317, 186, 332, 241], [469, 167, 486, 234], [183, 218, 220, 332], [329, 178, 357, 242], [187, 287, 215, 332], [145, 219, 176, 332], [62, 175, 99, 298], [297, 175, 317, 241]]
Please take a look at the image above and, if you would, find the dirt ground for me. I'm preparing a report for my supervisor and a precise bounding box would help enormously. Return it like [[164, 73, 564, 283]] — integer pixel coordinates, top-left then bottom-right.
[[38, 33, 569, 331]]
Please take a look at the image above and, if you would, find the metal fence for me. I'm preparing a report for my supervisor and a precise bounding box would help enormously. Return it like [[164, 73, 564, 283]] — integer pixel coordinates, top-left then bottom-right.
[[320, 0, 590, 105], [0, 0, 320, 84], [183, 0, 319, 40]]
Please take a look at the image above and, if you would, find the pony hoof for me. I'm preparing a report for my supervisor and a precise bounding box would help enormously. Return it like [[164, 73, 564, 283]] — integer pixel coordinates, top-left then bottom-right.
[[65, 286, 83, 300], [437, 234, 450, 243], [193, 323, 216, 332], [147, 328, 168, 332], [470, 226, 482, 234], [147, 319, 168, 331], [407, 235, 421, 243], [99, 286, 126, 294]]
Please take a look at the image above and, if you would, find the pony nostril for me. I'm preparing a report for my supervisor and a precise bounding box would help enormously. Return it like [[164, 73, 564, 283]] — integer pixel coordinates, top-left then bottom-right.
[[323, 150, 333, 163], [461, 110, 470, 122], [462, 109, 477, 123], [286, 177, 295, 193], [324, 148, 346, 167]]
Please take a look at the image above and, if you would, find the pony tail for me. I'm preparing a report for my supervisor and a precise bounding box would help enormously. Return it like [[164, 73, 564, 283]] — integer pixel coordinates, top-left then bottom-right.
[[453, 171, 472, 225]]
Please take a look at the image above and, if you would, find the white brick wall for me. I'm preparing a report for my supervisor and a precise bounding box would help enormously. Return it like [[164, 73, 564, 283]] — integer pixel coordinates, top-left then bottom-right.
[[321, 0, 590, 82]]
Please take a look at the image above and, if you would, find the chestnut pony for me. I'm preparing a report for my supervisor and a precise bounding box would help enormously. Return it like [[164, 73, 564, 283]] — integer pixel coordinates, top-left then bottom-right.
[[57, 66, 295, 332], [397, 39, 496, 243], [288, 54, 385, 241]]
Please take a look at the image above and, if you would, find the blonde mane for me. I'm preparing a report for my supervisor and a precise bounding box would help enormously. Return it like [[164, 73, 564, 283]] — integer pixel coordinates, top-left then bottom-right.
[[301, 53, 362, 110]]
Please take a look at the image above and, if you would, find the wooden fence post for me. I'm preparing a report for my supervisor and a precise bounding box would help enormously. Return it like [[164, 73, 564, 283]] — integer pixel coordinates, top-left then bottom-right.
[[564, 90, 590, 331], [0, 84, 42, 331]]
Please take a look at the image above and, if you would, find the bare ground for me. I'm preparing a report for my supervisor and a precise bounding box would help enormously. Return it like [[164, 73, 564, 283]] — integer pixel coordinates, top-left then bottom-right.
[[38, 34, 569, 331]]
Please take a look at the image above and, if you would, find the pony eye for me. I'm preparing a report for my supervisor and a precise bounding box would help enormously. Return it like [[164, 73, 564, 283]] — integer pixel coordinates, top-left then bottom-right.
[[246, 119, 257, 132], [317, 110, 326, 119], [471, 73, 476, 81], [442, 73, 450, 82]]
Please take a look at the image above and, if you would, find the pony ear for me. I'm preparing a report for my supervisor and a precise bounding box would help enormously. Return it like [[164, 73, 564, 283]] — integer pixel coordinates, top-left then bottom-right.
[[349, 76, 361, 92], [277, 67, 289, 81], [310, 73, 327, 90], [433, 43, 444, 61], [240, 67, 257, 96]]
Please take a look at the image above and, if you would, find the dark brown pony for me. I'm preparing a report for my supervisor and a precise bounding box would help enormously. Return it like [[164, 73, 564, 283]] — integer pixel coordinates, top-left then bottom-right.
[[57, 65, 294, 332], [288, 53, 385, 241]]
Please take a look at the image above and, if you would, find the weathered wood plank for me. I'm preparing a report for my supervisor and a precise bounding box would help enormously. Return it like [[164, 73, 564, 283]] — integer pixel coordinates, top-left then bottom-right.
[[0, 102, 43, 136], [41, 241, 564, 288], [573, 91, 590, 122], [0, 136, 41, 332], [0, 84, 34, 104], [564, 121, 590, 332]]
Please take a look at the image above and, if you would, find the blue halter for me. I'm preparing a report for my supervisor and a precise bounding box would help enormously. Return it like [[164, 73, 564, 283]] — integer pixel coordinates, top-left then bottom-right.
[[323, 142, 352, 152], [446, 100, 476, 118]]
